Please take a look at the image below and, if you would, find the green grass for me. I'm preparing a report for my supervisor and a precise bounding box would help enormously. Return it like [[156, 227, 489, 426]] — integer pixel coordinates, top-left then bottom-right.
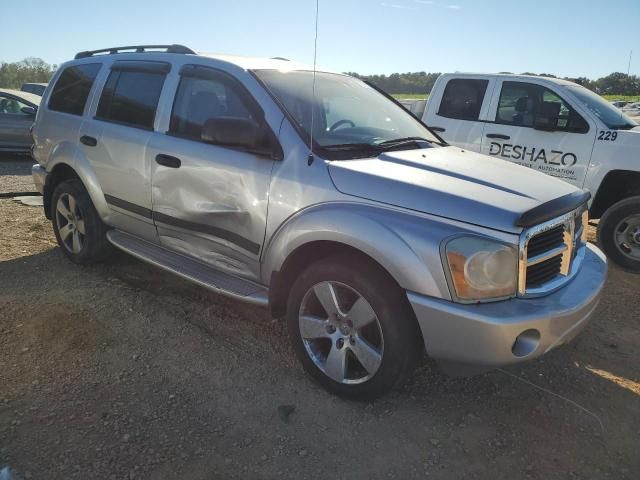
[[602, 94, 640, 102], [392, 94, 429, 100]]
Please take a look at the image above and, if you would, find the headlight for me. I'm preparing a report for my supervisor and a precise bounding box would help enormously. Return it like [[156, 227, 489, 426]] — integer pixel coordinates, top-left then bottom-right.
[[443, 236, 518, 302]]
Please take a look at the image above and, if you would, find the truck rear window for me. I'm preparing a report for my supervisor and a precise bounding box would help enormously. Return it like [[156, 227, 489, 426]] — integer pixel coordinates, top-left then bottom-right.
[[437, 79, 488, 121]]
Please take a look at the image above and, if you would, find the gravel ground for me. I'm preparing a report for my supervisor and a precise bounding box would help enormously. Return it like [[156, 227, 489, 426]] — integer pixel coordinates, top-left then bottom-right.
[[0, 154, 36, 195], [0, 199, 639, 480]]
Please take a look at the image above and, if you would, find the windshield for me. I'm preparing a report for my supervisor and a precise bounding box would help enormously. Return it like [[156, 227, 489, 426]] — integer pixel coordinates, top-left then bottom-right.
[[565, 85, 637, 130], [254, 70, 441, 158]]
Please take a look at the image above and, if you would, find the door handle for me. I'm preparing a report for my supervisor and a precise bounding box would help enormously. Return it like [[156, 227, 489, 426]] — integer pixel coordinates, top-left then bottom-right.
[[80, 135, 97, 147], [155, 154, 181, 168], [486, 133, 510, 140], [430, 126, 446, 132]]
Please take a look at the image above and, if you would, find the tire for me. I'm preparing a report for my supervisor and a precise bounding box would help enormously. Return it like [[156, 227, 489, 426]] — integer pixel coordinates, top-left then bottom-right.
[[286, 254, 422, 400], [51, 178, 113, 264], [597, 196, 640, 272]]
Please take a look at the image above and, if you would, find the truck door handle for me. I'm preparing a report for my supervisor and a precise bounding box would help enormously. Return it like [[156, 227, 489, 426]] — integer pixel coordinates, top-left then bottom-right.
[[80, 135, 97, 147], [486, 133, 510, 140], [431, 126, 446, 132], [155, 154, 181, 168]]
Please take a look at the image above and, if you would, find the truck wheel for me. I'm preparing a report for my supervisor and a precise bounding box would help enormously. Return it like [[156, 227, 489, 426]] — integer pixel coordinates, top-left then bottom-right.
[[597, 196, 640, 272], [51, 179, 113, 264], [286, 254, 422, 400]]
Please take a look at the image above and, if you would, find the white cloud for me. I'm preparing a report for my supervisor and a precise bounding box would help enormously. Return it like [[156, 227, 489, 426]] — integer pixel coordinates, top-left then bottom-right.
[[381, 2, 417, 9], [412, 0, 463, 9]]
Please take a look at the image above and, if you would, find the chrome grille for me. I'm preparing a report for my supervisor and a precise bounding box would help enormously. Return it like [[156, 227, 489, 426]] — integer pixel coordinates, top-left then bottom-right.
[[526, 255, 563, 289], [526, 225, 565, 258], [518, 207, 588, 297]]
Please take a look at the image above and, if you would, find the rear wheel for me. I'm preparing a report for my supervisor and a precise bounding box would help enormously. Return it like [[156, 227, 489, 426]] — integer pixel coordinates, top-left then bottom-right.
[[51, 179, 113, 264], [286, 254, 422, 400], [597, 196, 640, 272]]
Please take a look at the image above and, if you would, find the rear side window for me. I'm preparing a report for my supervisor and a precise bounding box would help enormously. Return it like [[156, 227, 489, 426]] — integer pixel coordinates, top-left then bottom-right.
[[97, 69, 166, 129], [169, 70, 255, 140], [48, 64, 101, 116], [437, 79, 489, 121]]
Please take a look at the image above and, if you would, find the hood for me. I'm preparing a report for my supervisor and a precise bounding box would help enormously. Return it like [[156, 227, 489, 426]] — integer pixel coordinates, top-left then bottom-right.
[[328, 146, 578, 233]]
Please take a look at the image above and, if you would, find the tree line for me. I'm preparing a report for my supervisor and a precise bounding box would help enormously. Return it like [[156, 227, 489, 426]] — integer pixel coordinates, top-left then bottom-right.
[[1, 57, 638, 97], [0, 58, 57, 89], [346, 71, 640, 96]]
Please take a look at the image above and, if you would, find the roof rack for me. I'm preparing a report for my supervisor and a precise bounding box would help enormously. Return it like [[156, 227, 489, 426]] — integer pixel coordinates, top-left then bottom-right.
[[74, 44, 195, 60], [271, 57, 290, 61]]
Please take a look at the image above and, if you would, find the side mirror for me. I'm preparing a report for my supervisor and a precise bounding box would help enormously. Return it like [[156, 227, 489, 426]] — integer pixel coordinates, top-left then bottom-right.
[[533, 114, 557, 131], [202, 117, 278, 158], [533, 102, 561, 132], [202, 116, 262, 148], [21, 106, 37, 116]]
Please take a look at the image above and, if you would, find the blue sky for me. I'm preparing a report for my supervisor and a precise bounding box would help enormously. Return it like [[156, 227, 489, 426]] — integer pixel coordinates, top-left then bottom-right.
[[2, 0, 638, 79]]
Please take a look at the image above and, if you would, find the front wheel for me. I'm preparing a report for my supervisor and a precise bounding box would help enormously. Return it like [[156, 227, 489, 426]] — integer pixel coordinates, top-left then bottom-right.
[[286, 255, 422, 400], [597, 196, 640, 272]]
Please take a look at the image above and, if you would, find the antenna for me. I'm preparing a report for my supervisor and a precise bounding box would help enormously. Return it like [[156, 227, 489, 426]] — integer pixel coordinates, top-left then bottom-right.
[[308, 0, 320, 166]]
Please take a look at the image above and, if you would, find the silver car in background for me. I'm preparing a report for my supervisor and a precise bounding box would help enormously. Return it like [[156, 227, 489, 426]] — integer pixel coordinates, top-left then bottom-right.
[[0, 88, 40, 153]]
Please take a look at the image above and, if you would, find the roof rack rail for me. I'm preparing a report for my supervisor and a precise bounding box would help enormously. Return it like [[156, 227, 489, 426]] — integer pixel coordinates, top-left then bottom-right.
[[74, 44, 195, 60], [271, 57, 290, 61]]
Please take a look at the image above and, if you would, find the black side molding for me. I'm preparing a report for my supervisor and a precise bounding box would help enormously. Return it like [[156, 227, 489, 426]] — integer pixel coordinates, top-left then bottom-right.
[[516, 190, 590, 228], [103, 194, 260, 254]]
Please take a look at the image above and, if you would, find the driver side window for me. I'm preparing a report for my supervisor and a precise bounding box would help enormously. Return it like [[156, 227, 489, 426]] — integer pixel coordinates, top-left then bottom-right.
[[170, 71, 254, 141], [0, 95, 31, 115], [496, 81, 588, 133]]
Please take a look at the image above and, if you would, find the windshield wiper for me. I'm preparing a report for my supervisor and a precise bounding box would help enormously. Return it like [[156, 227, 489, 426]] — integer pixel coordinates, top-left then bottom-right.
[[376, 136, 433, 150], [377, 136, 432, 145], [321, 143, 383, 152]]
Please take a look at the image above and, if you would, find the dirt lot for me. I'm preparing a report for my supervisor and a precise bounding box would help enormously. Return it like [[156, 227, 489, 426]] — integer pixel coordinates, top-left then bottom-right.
[[0, 155, 35, 195], [0, 188, 639, 479]]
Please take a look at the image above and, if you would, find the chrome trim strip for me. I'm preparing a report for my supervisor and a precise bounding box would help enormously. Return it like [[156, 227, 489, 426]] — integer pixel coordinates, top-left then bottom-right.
[[526, 244, 567, 266]]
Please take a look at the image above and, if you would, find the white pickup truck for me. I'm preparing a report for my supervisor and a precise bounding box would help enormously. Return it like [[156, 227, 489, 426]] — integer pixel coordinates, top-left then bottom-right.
[[411, 73, 640, 271]]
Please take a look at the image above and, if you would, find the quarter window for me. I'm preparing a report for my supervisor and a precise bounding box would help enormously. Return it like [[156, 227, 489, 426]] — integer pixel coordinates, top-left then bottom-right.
[[170, 72, 254, 140], [437, 79, 489, 121], [48, 64, 101, 116], [97, 70, 166, 129], [496, 81, 588, 133]]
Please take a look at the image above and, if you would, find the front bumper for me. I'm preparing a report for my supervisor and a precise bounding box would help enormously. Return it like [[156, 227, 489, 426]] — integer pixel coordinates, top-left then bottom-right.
[[32, 164, 47, 195], [408, 243, 607, 375]]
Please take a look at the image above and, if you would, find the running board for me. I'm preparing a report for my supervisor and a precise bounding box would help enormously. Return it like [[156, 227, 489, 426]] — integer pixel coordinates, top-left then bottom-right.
[[107, 230, 269, 306]]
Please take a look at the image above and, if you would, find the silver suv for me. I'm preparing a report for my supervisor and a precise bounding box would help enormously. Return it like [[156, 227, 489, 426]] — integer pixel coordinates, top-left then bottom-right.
[[32, 45, 607, 399]]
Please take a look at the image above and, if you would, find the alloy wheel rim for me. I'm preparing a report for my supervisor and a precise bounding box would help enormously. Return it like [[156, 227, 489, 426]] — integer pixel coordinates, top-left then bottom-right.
[[55, 193, 85, 254], [299, 281, 384, 385], [614, 214, 640, 260]]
